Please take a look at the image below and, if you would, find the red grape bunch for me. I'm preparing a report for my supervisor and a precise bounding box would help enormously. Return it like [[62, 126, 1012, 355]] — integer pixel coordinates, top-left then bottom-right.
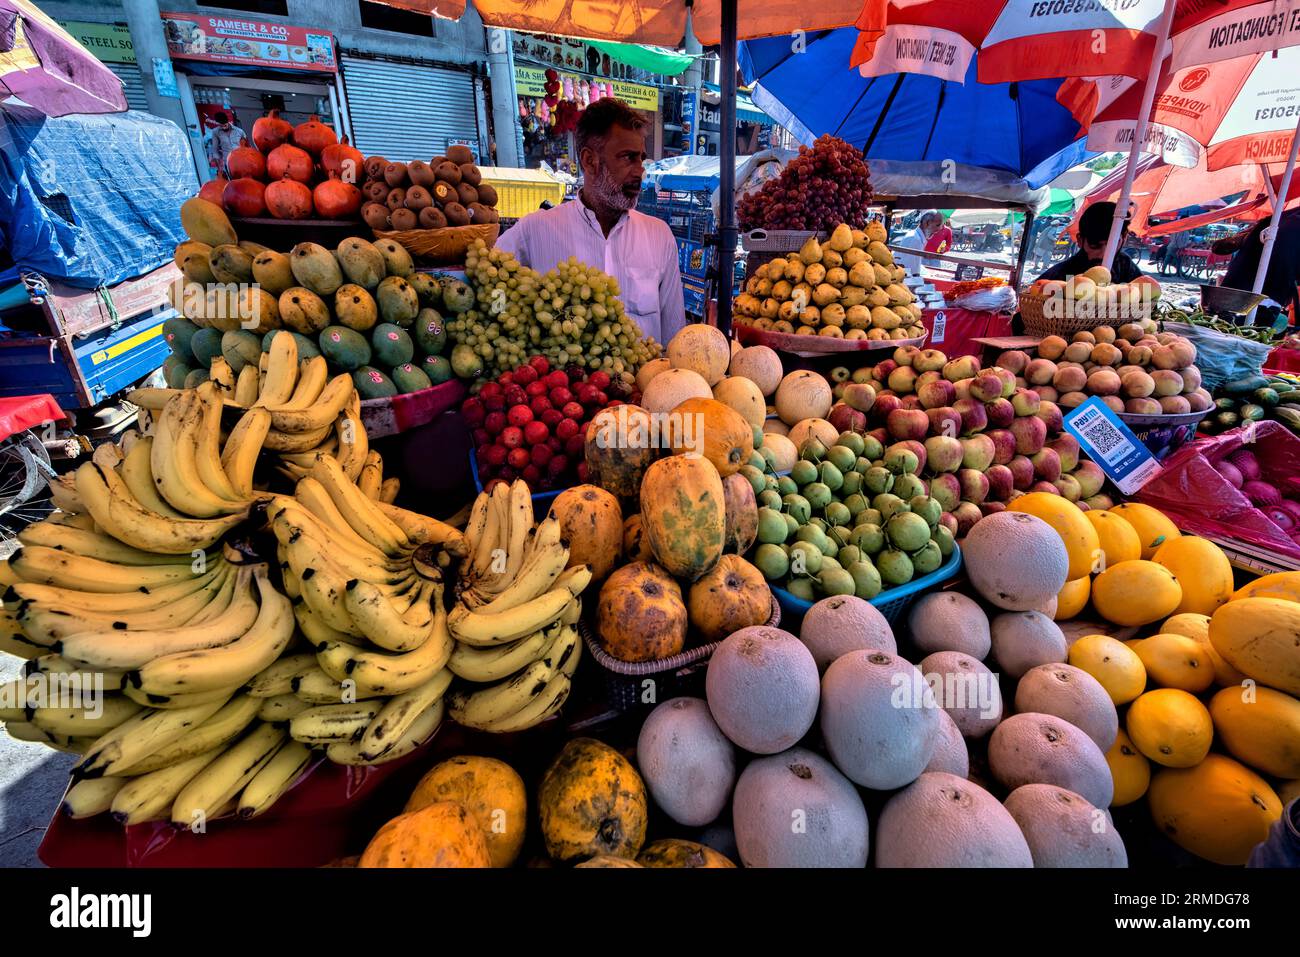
[[738, 134, 874, 233]]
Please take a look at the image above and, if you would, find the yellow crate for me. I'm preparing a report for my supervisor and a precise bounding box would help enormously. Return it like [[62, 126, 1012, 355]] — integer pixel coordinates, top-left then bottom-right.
[[477, 167, 566, 220]]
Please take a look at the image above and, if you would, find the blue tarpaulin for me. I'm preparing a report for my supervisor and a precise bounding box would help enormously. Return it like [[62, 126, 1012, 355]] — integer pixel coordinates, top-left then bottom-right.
[[739, 28, 1094, 191], [0, 105, 196, 288], [643, 154, 752, 193]]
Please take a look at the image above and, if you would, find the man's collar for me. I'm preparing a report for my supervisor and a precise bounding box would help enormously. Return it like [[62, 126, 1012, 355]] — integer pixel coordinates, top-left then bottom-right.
[[577, 187, 630, 230]]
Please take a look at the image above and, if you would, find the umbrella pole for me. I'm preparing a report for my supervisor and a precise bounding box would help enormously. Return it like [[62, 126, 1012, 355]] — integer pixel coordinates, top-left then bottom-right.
[[1250, 113, 1300, 301], [1014, 209, 1035, 288], [716, 0, 738, 336], [1102, 0, 1177, 271]]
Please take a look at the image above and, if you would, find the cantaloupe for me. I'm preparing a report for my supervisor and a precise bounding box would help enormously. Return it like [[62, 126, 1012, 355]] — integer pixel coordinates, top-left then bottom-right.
[[926, 707, 970, 777], [1209, 685, 1300, 779], [1126, 688, 1212, 768], [1004, 784, 1128, 867], [1007, 492, 1101, 581], [786, 417, 839, 454], [1147, 754, 1282, 865], [711, 375, 767, 429], [1161, 612, 1245, 686], [635, 356, 671, 393], [963, 512, 1070, 612], [1091, 560, 1182, 626], [1068, 634, 1146, 705], [732, 747, 870, 867], [820, 651, 940, 788], [798, 595, 895, 672], [1014, 662, 1118, 751], [667, 324, 731, 386], [760, 432, 797, 473], [641, 367, 712, 416], [704, 626, 820, 754], [775, 370, 832, 425], [918, 651, 1002, 738], [988, 712, 1114, 808], [636, 697, 736, 826], [729, 344, 783, 396], [1152, 535, 1233, 617], [875, 772, 1033, 868], [1109, 502, 1180, 559], [990, 610, 1068, 679], [1106, 729, 1151, 806], [763, 418, 790, 437], [908, 591, 991, 659]]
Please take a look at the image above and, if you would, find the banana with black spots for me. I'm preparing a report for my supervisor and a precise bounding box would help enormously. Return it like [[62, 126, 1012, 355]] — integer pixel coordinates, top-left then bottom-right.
[[170, 722, 285, 827], [237, 740, 313, 818], [357, 669, 451, 761], [114, 694, 260, 775]]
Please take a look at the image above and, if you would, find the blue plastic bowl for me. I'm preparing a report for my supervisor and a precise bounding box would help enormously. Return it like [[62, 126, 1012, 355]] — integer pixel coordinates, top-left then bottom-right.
[[771, 545, 963, 629]]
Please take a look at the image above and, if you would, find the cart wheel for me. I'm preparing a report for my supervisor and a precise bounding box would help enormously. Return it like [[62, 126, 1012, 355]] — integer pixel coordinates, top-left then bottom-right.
[[0, 431, 55, 545]]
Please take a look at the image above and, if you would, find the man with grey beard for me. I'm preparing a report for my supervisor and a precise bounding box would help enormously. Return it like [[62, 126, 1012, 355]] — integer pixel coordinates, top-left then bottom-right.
[[497, 98, 686, 344]]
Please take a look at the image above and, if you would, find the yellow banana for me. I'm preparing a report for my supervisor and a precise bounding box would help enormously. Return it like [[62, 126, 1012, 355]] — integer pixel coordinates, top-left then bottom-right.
[[220, 407, 271, 498], [310, 455, 409, 556], [357, 669, 451, 760], [45, 510, 97, 531], [357, 452, 382, 499], [17, 519, 197, 566], [10, 544, 204, 594], [292, 666, 385, 704], [326, 698, 442, 766], [237, 740, 313, 818], [476, 535, 568, 615], [281, 534, 362, 636], [112, 693, 260, 775], [269, 373, 352, 433], [288, 701, 382, 744], [194, 381, 244, 501], [335, 402, 368, 482], [29, 695, 142, 737], [118, 435, 187, 520], [123, 683, 240, 711], [234, 363, 260, 407], [462, 491, 490, 556], [343, 578, 435, 652], [91, 441, 123, 471], [209, 356, 235, 395], [275, 356, 329, 412], [319, 602, 453, 696], [375, 501, 466, 556], [253, 331, 298, 408], [379, 477, 399, 504], [170, 723, 285, 827], [111, 748, 224, 824], [293, 600, 354, 652], [263, 423, 334, 453], [247, 653, 319, 698], [447, 568, 589, 647], [8, 562, 223, 618], [447, 619, 566, 684], [131, 567, 295, 696], [0, 615, 47, 659], [25, 654, 126, 691], [74, 693, 233, 778], [47, 473, 86, 514], [478, 673, 570, 733], [448, 659, 552, 728], [151, 392, 244, 517], [269, 503, 407, 580], [127, 388, 184, 412], [62, 776, 127, 819], [255, 693, 310, 723], [292, 477, 382, 555]]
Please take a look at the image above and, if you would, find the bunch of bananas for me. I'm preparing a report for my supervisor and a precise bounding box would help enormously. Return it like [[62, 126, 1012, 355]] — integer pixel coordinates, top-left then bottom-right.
[[445, 482, 591, 733], [126, 331, 387, 495]]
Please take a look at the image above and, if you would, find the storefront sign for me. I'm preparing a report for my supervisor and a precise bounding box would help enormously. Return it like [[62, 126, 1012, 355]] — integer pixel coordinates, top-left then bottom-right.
[[516, 67, 658, 112], [1063, 398, 1163, 495], [514, 33, 629, 80], [60, 21, 136, 64], [160, 12, 336, 73]]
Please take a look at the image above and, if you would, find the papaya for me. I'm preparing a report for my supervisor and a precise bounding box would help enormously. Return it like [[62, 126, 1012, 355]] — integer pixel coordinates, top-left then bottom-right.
[[636, 839, 735, 868], [721, 471, 759, 555], [289, 241, 344, 296], [538, 738, 647, 862], [548, 484, 622, 580], [359, 801, 492, 868], [639, 454, 726, 581], [583, 404, 659, 499], [404, 756, 527, 868], [1147, 754, 1282, 865], [665, 397, 754, 477]]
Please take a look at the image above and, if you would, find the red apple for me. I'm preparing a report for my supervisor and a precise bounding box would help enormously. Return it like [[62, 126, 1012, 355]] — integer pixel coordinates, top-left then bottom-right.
[[1025, 358, 1058, 386], [1031, 447, 1062, 483], [1036, 401, 1064, 434], [924, 436, 964, 474], [1011, 415, 1048, 455], [969, 374, 1005, 403], [985, 464, 1015, 501], [1054, 474, 1083, 502], [894, 440, 928, 475], [996, 350, 1031, 375], [1073, 460, 1106, 498], [1011, 388, 1041, 418], [985, 398, 1015, 430], [918, 379, 957, 410], [929, 472, 962, 511], [987, 429, 1017, 465], [872, 359, 898, 383], [926, 407, 963, 439], [888, 366, 920, 394], [953, 398, 988, 435], [1030, 481, 1061, 495], [843, 382, 877, 413], [943, 356, 980, 382], [986, 367, 1017, 398], [899, 395, 924, 411], [872, 393, 903, 420], [953, 501, 984, 535], [894, 345, 922, 367], [953, 379, 973, 403], [960, 434, 996, 472], [980, 501, 1008, 516], [887, 408, 930, 442], [1048, 436, 1080, 473], [829, 402, 867, 433], [958, 468, 990, 504], [939, 511, 960, 535], [1008, 455, 1036, 491]]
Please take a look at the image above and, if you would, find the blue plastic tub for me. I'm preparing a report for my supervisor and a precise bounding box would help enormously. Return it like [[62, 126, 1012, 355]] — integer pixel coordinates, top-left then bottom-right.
[[468, 448, 565, 519], [772, 545, 963, 629]]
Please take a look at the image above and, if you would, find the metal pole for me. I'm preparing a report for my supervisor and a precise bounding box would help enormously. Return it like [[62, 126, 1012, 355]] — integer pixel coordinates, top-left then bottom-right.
[[1013, 208, 1035, 289], [1102, 0, 1177, 270], [1251, 113, 1300, 295], [716, 0, 738, 335], [487, 28, 523, 168]]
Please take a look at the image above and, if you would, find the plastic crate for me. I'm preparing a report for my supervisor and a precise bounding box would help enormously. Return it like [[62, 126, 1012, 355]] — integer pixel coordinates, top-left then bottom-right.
[[771, 545, 964, 629], [468, 448, 564, 520], [477, 167, 566, 221]]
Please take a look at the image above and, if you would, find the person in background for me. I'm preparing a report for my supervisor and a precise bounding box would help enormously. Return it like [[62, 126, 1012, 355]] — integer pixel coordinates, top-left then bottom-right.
[[1160, 229, 1192, 276], [924, 215, 953, 259], [1035, 202, 1142, 283], [495, 98, 685, 344], [1219, 209, 1300, 322], [896, 210, 943, 276], [203, 111, 247, 178]]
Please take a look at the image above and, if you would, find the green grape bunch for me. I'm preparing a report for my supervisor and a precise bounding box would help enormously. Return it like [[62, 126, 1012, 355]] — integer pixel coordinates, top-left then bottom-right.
[[453, 239, 662, 382]]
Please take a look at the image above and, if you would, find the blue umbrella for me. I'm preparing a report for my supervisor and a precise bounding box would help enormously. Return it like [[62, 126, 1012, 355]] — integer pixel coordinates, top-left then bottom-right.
[[739, 28, 1093, 190]]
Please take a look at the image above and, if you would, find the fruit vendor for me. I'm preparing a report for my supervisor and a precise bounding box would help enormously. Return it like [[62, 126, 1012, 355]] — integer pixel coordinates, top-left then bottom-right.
[[1035, 202, 1142, 285], [496, 98, 686, 344], [895, 210, 943, 275]]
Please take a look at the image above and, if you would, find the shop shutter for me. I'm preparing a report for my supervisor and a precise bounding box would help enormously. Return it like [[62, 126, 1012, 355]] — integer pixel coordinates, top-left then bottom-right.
[[340, 54, 479, 162], [108, 62, 149, 113]]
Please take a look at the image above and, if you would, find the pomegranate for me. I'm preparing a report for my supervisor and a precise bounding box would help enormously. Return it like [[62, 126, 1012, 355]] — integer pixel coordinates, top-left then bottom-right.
[[198, 177, 227, 207], [291, 115, 337, 156], [321, 134, 365, 184], [264, 176, 313, 219], [222, 177, 266, 218], [312, 174, 362, 219], [252, 109, 293, 153], [267, 144, 312, 184], [225, 138, 265, 180]]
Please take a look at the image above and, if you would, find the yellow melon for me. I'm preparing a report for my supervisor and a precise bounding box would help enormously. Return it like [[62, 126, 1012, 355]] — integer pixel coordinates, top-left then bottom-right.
[[1209, 597, 1300, 695], [774, 370, 832, 425], [1232, 570, 1300, 604], [1053, 576, 1091, 621], [1152, 536, 1233, 617], [1209, 685, 1300, 779], [1068, 634, 1146, 705], [1147, 754, 1282, 865], [1126, 688, 1213, 768], [1161, 612, 1245, 686], [1108, 502, 1180, 560], [666, 324, 731, 386], [1106, 729, 1151, 807], [1084, 509, 1141, 569], [1091, 560, 1182, 627], [635, 356, 671, 393], [711, 375, 767, 429], [1133, 633, 1214, 692], [1007, 492, 1101, 581]]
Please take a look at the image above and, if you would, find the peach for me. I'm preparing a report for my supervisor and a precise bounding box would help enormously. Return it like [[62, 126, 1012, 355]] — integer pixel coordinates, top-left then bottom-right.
[[1151, 370, 1184, 397], [1053, 365, 1087, 393], [1058, 391, 1088, 409], [1179, 366, 1202, 393], [1037, 336, 1068, 361], [1086, 368, 1122, 397], [1072, 330, 1096, 345], [1159, 395, 1191, 415], [1170, 341, 1197, 368], [1090, 342, 1122, 366], [1125, 397, 1162, 415], [1093, 326, 1117, 344], [1120, 370, 1155, 398], [1101, 396, 1126, 414], [1036, 385, 1059, 403], [1025, 358, 1058, 386], [1186, 390, 1212, 413], [996, 350, 1031, 375], [1064, 342, 1093, 364]]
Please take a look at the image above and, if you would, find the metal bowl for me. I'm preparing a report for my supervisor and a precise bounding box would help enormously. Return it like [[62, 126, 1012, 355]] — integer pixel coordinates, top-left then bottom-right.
[[1201, 283, 1268, 316]]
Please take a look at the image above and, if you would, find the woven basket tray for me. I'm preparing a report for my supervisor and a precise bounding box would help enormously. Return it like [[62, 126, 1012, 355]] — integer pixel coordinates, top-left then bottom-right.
[[372, 223, 499, 264], [579, 592, 780, 713], [1019, 290, 1153, 339]]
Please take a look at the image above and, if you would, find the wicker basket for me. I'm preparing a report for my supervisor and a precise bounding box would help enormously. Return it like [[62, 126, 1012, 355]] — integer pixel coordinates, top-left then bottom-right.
[[579, 593, 781, 713], [1019, 289, 1153, 339], [372, 223, 499, 264]]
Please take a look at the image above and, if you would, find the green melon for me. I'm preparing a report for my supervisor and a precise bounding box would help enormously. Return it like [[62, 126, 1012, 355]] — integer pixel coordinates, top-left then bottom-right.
[[413, 308, 446, 356], [183, 368, 210, 389], [352, 366, 397, 400], [319, 325, 371, 372], [391, 362, 432, 394], [220, 330, 262, 375], [190, 327, 224, 367], [163, 316, 200, 364], [164, 359, 194, 390], [371, 322, 414, 367], [421, 354, 452, 385]]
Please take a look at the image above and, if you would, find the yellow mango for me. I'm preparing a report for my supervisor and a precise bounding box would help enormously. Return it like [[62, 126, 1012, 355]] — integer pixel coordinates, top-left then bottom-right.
[[1133, 633, 1214, 692], [1092, 560, 1182, 627], [1147, 755, 1282, 865], [1106, 729, 1151, 807], [1152, 536, 1233, 617], [1209, 685, 1300, 779], [1126, 688, 1213, 768]]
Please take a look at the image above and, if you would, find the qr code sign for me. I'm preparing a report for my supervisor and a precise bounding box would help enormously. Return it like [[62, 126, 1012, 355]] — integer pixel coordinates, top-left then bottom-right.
[[1073, 406, 1129, 464]]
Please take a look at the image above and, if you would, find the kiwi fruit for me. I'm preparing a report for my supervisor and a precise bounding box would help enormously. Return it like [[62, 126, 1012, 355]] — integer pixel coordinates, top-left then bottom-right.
[[404, 185, 433, 211], [383, 162, 408, 187], [388, 207, 417, 230], [434, 161, 462, 186], [446, 144, 474, 166], [443, 202, 470, 227], [476, 183, 499, 208], [407, 160, 435, 188], [459, 164, 482, 187], [385, 188, 407, 211], [361, 203, 390, 229], [456, 182, 479, 207], [432, 181, 456, 205], [467, 202, 494, 224], [364, 156, 388, 181], [363, 180, 390, 203], [418, 206, 447, 229], [431, 155, 446, 168]]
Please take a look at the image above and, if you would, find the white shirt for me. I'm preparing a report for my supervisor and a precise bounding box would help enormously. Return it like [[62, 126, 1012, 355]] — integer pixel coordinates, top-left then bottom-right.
[[495, 194, 687, 345], [894, 227, 928, 276]]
